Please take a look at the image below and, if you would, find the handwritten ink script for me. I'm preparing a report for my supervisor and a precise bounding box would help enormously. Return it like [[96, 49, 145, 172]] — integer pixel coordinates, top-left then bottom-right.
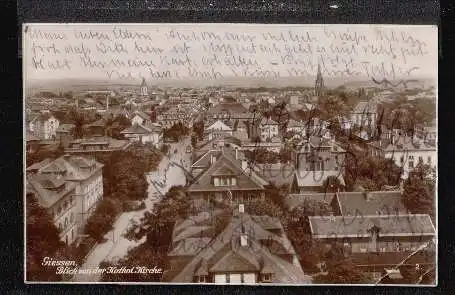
[[24, 24, 437, 82]]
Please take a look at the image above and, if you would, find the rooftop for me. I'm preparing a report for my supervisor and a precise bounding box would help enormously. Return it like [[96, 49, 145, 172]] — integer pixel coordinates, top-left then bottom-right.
[[309, 214, 436, 238]]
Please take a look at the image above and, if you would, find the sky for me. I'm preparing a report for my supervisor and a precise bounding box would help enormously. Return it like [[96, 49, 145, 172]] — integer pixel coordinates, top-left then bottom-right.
[[23, 23, 438, 87]]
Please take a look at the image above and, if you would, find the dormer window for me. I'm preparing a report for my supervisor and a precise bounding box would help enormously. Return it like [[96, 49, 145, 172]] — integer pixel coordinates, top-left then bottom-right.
[[262, 273, 272, 282], [196, 275, 207, 283]]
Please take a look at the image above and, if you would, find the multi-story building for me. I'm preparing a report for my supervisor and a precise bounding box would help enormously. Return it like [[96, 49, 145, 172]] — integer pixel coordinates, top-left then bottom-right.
[[205, 120, 233, 141], [28, 112, 60, 140], [187, 146, 269, 209], [292, 136, 347, 193], [368, 135, 436, 180], [26, 154, 104, 242]]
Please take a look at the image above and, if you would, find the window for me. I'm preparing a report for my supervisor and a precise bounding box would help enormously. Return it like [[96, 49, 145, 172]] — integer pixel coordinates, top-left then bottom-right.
[[400, 156, 404, 164], [262, 274, 271, 282], [428, 156, 432, 164], [64, 200, 68, 209], [409, 161, 414, 169], [65, 217, 68, 228], [214, 274, 227, 283], [229, 273, 242, 284], [231, 177, 237, 186], [70, 213, 74, 223], [198, 276, 207, 283]]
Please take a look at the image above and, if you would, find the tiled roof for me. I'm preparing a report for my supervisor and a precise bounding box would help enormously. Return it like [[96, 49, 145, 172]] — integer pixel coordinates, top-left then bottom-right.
[[335, 191, 407, 216], [252, 163, 295, 186], [294, 170, 345, 187], [309, 214, 436, 238], [56, 123, 75, 133], [133, 110, 150, 121], [353, 100, 377, 114], [169, 213, 310, 283], [284, 193, 335, 211], [260, 117, 279, 125], [27, 173, 78, 208], [207, 103, 249, 114], [36, 155, 103, 181], [206, 120, 233, 132], [120, 124, 149, 134], [368, 136, 436, 152], [188, 148, 268, 192]]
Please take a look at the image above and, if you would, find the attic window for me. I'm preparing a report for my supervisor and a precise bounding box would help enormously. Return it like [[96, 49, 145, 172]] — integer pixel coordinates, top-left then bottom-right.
[[197, 275, 207, 283], [262, 273, 272, 282]]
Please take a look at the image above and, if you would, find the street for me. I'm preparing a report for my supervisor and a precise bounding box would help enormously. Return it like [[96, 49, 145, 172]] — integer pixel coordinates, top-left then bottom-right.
[[71, 137, 192, 282]]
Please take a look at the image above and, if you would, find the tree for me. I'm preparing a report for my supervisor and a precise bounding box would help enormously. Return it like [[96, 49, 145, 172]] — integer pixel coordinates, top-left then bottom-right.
[[402, 169, 435, 218], [26, 193, 64, 281], [85, 198, 122, 241], [312, 242, 370, 284]]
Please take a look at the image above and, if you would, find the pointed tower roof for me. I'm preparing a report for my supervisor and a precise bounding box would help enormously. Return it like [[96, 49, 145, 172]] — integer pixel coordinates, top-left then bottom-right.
[[140, 77, 147, 87]]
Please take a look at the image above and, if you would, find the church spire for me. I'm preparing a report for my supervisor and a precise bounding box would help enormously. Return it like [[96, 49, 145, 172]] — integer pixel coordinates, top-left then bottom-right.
[[315, 64, 325, 97], [140, 77, 148, 97]]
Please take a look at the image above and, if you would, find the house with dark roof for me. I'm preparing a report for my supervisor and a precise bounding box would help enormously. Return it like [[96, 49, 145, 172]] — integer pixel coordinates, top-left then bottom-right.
[[309, 214, 436, 277], [332, 191, 408, 217], [291, 136, 347, 193], [56, 123, 75, 148], [351, 100, 378, 130], [187, 146, 269, 209], [26, 154, 104, 245], [65, 136, 131, 153], [164, 208, 310, 284]]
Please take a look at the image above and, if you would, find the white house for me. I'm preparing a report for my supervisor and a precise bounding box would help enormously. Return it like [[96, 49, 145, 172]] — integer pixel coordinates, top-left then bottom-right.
[[368, 135, 436, 180], [131, 111, 151, 126], [28, 112, 60, 140], [351, 100, 378, 130], [205, 120, 233, 140], [120, 123, 163, 146], [258, 117, 279, 142]]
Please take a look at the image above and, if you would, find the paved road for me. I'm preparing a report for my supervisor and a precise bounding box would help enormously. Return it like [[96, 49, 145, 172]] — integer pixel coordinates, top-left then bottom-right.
[[71, 137, 192, 282]]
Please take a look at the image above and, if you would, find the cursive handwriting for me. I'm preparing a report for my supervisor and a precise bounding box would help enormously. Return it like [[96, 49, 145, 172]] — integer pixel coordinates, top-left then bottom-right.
[[24, 24, 435, 81]]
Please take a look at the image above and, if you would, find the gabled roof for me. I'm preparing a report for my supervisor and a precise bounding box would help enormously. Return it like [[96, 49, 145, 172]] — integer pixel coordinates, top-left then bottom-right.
[[120, 124, 150, 134], [206, 120, 233, 132], [56, 123, 75, 133], [309, 214, 436, 238], [335, 191, 407, 216], [284, 193, 336, 211], [294, 170, 345, 187], [133, 110, 150, 121], [188, 149, 268, 192], [27, 174, 78, 208], [169, 213, 309, 283], [353, 100, 377, 114], [260, 117, 278, 125], [207, 102, 249, 114], [34, 155, 103, 181]]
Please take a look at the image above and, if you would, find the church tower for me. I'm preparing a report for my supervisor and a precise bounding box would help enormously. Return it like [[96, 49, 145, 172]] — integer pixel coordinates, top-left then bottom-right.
[[315, 64, 325, 97], [140, 77, 148, 97]]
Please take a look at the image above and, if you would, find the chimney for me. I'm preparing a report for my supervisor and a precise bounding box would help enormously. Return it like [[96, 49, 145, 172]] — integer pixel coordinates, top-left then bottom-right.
[[241, 160, 249, 173]]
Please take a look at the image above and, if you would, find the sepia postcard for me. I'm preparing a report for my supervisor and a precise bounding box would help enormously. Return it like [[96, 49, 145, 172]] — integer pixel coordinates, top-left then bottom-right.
[[23, 23, 437, 285]]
